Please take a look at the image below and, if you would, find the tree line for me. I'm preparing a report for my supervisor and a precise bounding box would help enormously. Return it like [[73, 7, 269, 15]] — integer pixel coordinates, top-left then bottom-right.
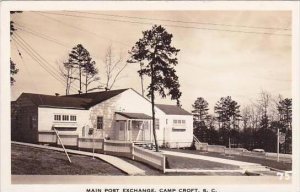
[[192, 91, 292, 154]]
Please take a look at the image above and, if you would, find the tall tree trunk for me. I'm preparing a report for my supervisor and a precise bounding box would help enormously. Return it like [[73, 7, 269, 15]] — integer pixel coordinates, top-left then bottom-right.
[[85, 74, 87, 93], [151, 62, 159, 152], [66, 67, 70, 95], [79, 65, 82, 93], [140, 63, 144, 97]]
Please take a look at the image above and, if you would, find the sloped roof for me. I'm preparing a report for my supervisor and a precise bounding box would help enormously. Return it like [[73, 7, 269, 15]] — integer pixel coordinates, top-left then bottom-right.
[[64, 89, 128, 107], [116, 112, 152, 119], [20, 93, 93, 109], [19, 89, 128, 109], [155, 104, 192, 115]]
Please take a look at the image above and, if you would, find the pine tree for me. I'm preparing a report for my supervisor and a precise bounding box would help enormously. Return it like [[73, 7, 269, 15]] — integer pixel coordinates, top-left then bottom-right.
[[10, 11, 22, 85], [67, 44, 99, 93], [10, 59, 19, 85], [128, 25, 181, 152], [277, 98, 292, 153], [192, 97, 209, 124], [214, 96, 241, 147], [82, 60, 99, 93]]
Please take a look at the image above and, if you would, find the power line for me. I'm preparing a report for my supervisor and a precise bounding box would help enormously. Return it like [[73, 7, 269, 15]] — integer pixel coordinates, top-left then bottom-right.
[[13, 36, 68, 87], [11, 37, 23, 59], [13, 40, 45, 104], [12, 34, 79, 93], [13, 25, 108, 94], [68, 11, 291, 31], [37, 12, 291, 37], [15, 25, 70, 48], [14, 32, 67, 81], [33, 12, 132, 47], [14, 36, 78, 93]]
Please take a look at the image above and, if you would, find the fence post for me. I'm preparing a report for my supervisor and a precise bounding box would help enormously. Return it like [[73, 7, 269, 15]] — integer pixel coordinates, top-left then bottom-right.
[[103, 139, 106, 154], [162, 155, 166, 173], [131, 142, 135, 160]]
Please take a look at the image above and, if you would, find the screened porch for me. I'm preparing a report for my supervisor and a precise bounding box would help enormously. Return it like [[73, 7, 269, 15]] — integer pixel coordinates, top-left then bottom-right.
[[115, 112, 153, 142]]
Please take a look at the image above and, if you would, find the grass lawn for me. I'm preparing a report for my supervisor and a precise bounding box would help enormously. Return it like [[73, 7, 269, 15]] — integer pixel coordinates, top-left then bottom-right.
[[121, 156, 243, 176], [11, 144, 266, 176], [165, 155, 240, 170], [11, 144, 126, 175], [165, 149, 292, 171]]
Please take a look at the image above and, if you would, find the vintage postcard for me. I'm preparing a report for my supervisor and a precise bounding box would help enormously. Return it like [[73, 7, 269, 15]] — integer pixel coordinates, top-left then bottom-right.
[[0, 1, 299, 192]]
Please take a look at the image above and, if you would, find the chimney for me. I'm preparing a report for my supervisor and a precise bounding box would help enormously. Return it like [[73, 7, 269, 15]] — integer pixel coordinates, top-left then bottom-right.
[[55, 93, 60, 96]]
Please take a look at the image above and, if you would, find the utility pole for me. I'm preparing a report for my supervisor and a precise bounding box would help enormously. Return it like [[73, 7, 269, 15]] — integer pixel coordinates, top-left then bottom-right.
[[277, 128, 280, 162], [92, 127, 95, 159]]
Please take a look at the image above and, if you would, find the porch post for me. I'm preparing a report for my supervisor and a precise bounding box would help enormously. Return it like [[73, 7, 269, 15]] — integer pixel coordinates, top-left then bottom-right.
[[142, 121, 145, 141], [129, 120, 132, 141], [125, 120, 128, 141]]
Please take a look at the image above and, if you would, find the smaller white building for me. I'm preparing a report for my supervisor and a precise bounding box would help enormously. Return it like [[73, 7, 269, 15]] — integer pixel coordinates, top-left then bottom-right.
[[11, 88, 193, 148], [155, 104, 193, 148]]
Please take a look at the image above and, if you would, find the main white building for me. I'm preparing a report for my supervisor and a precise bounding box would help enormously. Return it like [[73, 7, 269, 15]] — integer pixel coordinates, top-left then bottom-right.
[[11, 88, 193, 148]]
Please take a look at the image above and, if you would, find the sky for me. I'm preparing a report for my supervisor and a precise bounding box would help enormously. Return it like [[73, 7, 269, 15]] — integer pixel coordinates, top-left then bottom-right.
[[10, 11, 292, 112]]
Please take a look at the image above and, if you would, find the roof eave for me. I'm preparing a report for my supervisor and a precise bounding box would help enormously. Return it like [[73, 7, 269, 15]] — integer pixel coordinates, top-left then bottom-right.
[[38, 105, 88, 110]]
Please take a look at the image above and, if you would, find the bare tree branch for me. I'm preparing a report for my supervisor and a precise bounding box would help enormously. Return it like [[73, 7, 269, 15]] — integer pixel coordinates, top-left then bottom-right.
[[102, 45, 127, 90]]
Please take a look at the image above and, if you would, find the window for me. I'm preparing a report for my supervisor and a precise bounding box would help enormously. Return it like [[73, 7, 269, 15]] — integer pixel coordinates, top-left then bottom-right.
[[155, 119, 159, 129], [62, 115, 69, 121], [70, 115, 77, 121], [54, 115, 61, 121], [172, 119, 186, 131], [54, 114, 76, 122], [173, 119, 186, 125], [97, 116, 103, 129]]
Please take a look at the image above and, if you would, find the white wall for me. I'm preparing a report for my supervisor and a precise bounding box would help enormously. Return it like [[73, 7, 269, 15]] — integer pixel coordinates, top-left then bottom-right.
[[115, 89, 166, 143], [114, 89, 193, 147], [164, 114, 193, 148], [38, 107, 90, 136]]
